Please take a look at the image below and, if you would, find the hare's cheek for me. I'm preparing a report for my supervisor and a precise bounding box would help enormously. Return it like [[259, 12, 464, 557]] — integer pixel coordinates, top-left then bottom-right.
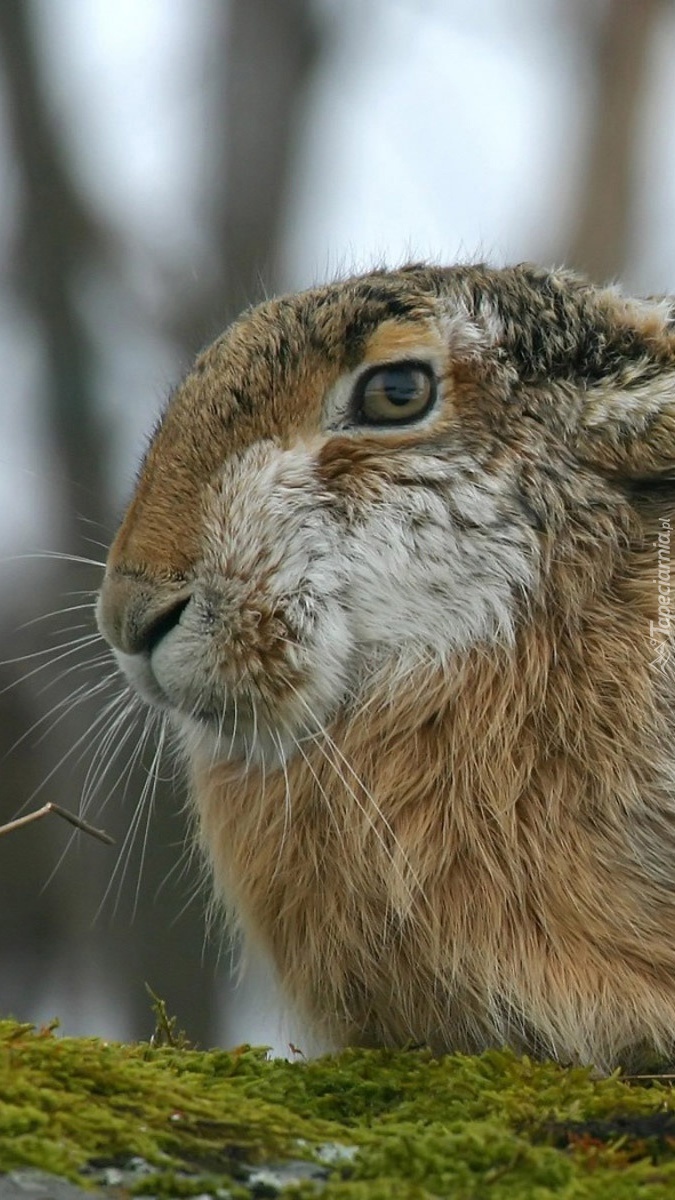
[[343, 499, 538, 658]]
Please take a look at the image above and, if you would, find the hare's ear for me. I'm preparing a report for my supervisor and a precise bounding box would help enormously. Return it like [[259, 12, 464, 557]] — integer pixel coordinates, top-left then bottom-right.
[[574, 369, 675, 480], [572, 295, 675, 481]]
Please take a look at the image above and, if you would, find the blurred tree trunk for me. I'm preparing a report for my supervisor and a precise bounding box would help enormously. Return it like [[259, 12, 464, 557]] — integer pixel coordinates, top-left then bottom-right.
[[0, 0, 322, 1047], [0, 0, 118, 1029], [566, 0, 663, 282], [178, 0, 321, 352], [0, 0, 110, 545]]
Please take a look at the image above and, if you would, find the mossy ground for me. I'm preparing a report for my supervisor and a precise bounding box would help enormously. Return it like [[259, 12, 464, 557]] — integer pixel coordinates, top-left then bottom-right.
[[2, 1018, 675, 1198]]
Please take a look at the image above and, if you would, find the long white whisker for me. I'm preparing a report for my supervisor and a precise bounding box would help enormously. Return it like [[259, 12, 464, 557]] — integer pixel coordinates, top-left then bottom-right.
[[3, 670, 118, 760], [268, 727, 293, 864], [309, 727, 421, 908], [14, 684, 136, 816], [281, 723, 345, 851], [212, 686, 227, 769], [33, 651, 112, 702], [79, 691, 142, 817], [37, 692, 139, 893], [131, 718, 167, 920], [80, 534, 113, 552], [228, 691, 239, 760], [0, 551, 106, 569], [286, 684, 425, 907], [0, 635, 102, 690], [95, 708, 159, 921], [16, 601, 97, 632], [245, 697, 259, 772]]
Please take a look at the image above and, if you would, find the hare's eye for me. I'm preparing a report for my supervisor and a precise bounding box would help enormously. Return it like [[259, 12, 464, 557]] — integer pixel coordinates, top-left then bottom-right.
[[356, 363, 435, 425]]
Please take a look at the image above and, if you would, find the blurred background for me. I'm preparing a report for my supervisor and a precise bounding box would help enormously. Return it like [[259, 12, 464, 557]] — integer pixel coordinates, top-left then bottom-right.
[[0, 0, 673, 1050]]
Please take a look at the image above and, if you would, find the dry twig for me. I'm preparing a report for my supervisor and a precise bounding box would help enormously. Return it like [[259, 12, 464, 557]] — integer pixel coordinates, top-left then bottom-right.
[[0, 801, 114, 845]]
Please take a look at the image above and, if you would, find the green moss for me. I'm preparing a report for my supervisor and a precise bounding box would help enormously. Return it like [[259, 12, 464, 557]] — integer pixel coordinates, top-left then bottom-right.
[[2, 1018, 675, 1197], [0, 1018, 334, 1184]]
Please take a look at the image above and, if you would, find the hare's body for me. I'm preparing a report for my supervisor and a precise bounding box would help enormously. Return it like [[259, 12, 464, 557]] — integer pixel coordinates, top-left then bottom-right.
[[98, 264, 675, 1069]]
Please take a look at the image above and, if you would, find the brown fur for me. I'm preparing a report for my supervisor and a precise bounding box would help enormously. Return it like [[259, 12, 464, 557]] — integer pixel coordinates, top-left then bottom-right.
[[98, 262, 675, 1070], [195, 555, 675, 1068]]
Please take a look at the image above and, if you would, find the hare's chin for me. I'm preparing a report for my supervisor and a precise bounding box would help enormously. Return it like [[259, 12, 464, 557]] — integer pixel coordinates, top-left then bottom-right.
[[179, 713, 298, 770], [113, 647, 298, 767]]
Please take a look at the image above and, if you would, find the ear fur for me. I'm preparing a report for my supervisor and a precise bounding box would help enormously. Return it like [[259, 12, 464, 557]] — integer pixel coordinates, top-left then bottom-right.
[[571, 290, 675, 481]]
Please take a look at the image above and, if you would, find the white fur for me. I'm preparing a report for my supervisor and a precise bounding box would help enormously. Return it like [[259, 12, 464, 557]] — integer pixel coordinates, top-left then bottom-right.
[[343, 456, 537, 659]]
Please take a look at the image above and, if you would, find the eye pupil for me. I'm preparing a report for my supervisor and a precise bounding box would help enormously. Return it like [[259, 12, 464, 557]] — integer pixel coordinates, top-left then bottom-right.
[[356, 362, 435, 426], [381, 372, 418, 405]]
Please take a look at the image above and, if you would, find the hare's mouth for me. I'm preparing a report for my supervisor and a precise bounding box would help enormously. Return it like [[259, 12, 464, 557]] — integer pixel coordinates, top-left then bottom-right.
[[111, 637, 334, 770], [114, 643, 261, 737]]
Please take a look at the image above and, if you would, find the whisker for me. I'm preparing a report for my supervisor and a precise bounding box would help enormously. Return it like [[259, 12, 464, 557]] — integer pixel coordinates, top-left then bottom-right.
[[0, 631, 101, 672], [94, 708, 160, 921], [131, 719, 167, 920], [33, 651, 112, 702], [268, 727, 293, 863], [228, 691, 240, 760], [14, 682, 136, 817], [65, 706, 153, 904], [286, 684, 426, 908], [80, 533, 113, 552], [118, 715, 163, 899], [0, 639, 107, 705], [246, 697, 259, 772], [281, 723, 345, 852], [3, 669, 119, 761], [79, 691, 143, 817], [16, 601, 97, 632], [36, 691, 142, 893], [0, 551, 106, 569]]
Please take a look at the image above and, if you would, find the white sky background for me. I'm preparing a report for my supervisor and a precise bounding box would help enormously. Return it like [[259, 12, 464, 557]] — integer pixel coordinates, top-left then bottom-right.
[[2, 0, 675, 564]]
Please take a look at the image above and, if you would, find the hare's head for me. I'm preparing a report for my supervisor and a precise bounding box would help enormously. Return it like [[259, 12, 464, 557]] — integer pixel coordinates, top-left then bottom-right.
[[97, 263, 675, 768], [97, 264, 675, 1065]]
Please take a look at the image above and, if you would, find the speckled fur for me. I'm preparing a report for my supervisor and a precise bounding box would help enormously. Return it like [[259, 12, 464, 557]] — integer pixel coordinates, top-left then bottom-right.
[[98, 263, 675, 1070]]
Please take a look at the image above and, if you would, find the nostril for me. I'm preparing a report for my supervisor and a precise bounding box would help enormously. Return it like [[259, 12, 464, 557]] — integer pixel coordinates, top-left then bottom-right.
[[98, 573, 193, 657], [142, 594, 191, 656]]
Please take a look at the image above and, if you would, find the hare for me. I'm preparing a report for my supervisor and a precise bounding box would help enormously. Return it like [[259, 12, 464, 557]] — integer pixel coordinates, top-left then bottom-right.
[[97, 262, 675, 1071]]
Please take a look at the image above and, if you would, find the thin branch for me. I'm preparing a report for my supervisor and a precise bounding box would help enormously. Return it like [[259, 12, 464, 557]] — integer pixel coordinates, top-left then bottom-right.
[[0, 802, 114, 845]]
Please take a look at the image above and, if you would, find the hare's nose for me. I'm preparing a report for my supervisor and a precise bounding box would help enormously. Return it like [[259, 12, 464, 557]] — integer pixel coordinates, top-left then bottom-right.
[[97, 571, 191, 657]]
